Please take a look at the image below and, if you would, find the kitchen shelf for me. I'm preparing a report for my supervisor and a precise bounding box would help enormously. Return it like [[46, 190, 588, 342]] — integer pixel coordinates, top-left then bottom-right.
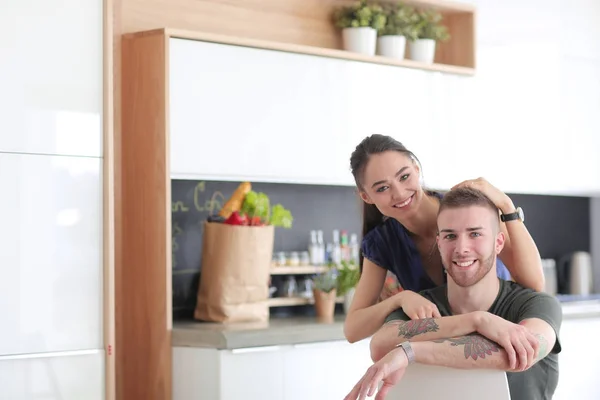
[[268, 296, 344, 307], [270, 265, 330, 275], [129, 25, 475, 77]]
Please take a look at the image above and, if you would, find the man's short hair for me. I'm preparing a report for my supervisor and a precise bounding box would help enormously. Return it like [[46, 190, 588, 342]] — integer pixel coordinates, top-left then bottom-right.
[[439, 187, 500, 228]]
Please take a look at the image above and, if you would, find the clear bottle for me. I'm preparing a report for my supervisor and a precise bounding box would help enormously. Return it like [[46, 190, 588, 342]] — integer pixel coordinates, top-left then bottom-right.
[[308, 230, 320, 265], [331, 229, 342, 265], [316, 230, 325, 265], [282, 276, 298, 298]]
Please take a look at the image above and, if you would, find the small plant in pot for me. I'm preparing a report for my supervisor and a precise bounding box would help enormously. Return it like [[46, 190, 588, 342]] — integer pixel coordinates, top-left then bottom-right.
[[377, 3, 417, 59], [405, 8, 450, 64], [333, 0, 386, 56], [336, 260, 360, 314], [312, 268, 338, 321]]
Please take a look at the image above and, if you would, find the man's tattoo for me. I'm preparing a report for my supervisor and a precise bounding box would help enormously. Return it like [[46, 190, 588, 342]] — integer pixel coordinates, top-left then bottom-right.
[[433, 334, 500, 360], [534, 333, 548, 362], [397, 318, 440, 339]]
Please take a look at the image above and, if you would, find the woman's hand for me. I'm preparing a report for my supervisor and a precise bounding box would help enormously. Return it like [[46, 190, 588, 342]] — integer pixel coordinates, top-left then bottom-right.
[[451, 177, 514, 214], [475, 312, 539, 371], [395, 290, 442, 320], [344, 347, 409, 400]]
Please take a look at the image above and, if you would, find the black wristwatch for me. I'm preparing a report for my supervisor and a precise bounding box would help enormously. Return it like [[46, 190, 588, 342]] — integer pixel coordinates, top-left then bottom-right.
[[500, 207, 524, 223]]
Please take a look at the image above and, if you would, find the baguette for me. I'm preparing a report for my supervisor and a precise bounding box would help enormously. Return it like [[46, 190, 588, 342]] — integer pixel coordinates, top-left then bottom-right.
[[218, 182, 252, 218]]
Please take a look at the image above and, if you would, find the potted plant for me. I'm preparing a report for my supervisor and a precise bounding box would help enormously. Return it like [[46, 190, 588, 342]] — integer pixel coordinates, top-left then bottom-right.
[[333, 0, 387, 56], [405, 8, 450, 64], [377, 3, 417, 59], [312, 268, 338, 321], [336, 260, 360, 314]]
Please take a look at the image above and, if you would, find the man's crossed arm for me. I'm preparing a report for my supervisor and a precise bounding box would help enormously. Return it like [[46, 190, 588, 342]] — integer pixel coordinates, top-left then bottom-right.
[[370, 311, 555, 372]]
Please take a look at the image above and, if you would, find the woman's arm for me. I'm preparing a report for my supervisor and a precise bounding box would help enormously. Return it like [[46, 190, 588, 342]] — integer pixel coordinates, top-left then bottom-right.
[[344, 258, 402, 343], [496, 197, 545, 291], [452, 178, 544, 292]]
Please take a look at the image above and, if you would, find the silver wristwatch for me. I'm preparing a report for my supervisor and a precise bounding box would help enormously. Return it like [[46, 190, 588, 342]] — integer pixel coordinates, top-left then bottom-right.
[[396, 341, 415, 364]]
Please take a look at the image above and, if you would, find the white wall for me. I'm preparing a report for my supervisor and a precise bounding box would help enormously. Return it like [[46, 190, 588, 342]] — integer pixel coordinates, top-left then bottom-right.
[[0, 0, 105, 398], [424, 0, 600, 196]]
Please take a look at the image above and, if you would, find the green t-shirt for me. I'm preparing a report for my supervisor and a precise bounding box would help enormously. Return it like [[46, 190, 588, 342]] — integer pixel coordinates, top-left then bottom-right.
[[385, 279, 563, 400]]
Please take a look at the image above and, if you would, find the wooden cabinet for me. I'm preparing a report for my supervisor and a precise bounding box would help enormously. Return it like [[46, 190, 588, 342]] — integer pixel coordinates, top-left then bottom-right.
[[172, 339, 372, 400]]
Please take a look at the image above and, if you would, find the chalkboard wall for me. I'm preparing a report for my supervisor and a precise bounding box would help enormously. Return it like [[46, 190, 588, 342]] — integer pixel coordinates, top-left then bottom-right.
[[172, 179, 590, 320]]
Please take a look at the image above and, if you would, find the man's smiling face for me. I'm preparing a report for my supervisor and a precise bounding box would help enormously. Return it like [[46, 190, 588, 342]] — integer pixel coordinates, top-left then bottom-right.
[[436, 205, 504, 287]]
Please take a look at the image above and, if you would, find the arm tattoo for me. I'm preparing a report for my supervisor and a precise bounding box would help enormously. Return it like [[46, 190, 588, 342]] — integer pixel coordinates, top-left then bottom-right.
[[534, 333, 548, 362], [433, 334, 500, 360], [397, 318, 440, 339]]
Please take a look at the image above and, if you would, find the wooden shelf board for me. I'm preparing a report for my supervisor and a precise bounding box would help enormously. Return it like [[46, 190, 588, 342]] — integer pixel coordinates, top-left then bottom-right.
[[270, 265, 329, 275], [268, 296, 344, 307], [126, 28, 475, 77]]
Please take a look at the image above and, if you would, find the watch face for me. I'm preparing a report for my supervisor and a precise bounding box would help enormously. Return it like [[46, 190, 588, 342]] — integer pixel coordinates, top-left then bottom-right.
[[517, 207, 525, 222]]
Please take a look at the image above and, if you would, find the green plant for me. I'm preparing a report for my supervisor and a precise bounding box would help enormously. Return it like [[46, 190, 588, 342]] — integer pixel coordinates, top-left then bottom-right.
[[333, 0, 387, 30], [336, 260, 360, 296], [405, 8, 450, 42], [379, 3, 417, 37], [313, 268, 338, 293]]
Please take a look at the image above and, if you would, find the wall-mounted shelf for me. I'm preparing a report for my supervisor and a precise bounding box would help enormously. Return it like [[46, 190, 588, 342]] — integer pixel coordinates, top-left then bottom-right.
[[122, 0, 476, 76], [270, 265, 329, 275], [267, 296, 344, 307], [147, 26, 475, 76]]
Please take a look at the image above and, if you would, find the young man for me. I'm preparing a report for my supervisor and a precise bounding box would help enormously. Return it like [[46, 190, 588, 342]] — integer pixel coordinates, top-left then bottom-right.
[[344, 187, 562, 400]]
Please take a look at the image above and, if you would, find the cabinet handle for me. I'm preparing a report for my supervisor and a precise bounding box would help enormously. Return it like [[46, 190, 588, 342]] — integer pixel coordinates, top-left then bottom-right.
[[230, 345, 282, 354]]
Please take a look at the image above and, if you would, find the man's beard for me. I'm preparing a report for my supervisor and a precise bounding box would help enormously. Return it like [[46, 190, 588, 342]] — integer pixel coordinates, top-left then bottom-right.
[[445, 251, 496, 288]]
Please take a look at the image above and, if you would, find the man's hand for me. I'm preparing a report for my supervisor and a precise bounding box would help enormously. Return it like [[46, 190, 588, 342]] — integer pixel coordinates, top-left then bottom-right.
[[396, 290, 442, 320], [344, 347, 409, 400], [476, 312, 539, 371]]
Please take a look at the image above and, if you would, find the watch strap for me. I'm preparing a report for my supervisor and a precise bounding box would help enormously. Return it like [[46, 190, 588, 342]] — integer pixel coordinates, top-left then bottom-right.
[[396, 341, 415, 364], [500, 212, 520, 222], [500, 207, 523, 223]]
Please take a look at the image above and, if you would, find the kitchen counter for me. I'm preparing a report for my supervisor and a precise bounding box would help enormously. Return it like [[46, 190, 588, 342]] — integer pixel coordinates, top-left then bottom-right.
[[560, 299, 600, 319], [172, 300, 600, 350], [173, 315, 347, 350]]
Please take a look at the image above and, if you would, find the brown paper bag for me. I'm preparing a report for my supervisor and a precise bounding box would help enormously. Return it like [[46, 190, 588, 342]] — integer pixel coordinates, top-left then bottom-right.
[[194, 221, 274, 323]]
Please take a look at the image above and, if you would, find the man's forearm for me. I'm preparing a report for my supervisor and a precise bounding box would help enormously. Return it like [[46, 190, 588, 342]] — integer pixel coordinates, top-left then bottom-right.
[[413, 332, 550, 371], [371, 313, 482, 361], [413, 334, 509, 370]]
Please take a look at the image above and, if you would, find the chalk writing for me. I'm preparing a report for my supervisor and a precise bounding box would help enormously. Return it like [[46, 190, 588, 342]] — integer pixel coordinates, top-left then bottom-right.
[[193, 181, 225, 213], [172, 201, 189, 212], [172, 222, 183, 268], [170, 181, 226, 215]]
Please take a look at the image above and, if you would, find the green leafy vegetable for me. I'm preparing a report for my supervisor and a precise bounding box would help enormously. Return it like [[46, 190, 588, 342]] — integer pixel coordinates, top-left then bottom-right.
[[241, 190, 270, 221], [270, 204, 293, 228]]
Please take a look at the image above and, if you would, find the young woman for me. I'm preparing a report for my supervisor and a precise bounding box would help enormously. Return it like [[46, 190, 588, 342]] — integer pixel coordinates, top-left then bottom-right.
[[344, 134, 544, 343]]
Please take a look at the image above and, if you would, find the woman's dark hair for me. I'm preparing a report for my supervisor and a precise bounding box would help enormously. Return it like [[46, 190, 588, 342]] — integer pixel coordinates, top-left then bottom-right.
[[350, 134, 421, 270]]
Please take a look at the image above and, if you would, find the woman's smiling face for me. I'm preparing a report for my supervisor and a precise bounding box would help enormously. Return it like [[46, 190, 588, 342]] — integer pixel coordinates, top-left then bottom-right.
[[358, 150, 424, 219]]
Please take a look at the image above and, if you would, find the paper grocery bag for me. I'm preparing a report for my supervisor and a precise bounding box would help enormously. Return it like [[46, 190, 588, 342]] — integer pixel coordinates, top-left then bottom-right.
[[194, 221, 274, 323]]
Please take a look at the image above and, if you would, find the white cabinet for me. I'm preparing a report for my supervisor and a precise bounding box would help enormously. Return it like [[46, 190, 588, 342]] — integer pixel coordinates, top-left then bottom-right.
[[173, 345, 284, 400], [0, 351, 104, 400], [173, 339, 372, 400], [0, 0, 102, 157], [169, 38, 359, 186], [283, 340, 372, 400], [0, 153, 102, 355], [168, 32, 600, 195], [553, 317, 600, 400]]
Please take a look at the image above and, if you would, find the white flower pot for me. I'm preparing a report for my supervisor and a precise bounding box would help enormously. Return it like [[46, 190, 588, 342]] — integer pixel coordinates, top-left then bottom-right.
[[408, 38, 436, 64], [377, 35, 406, 59], [343, 288, 356, 314], [342, 27, 377, 56]]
